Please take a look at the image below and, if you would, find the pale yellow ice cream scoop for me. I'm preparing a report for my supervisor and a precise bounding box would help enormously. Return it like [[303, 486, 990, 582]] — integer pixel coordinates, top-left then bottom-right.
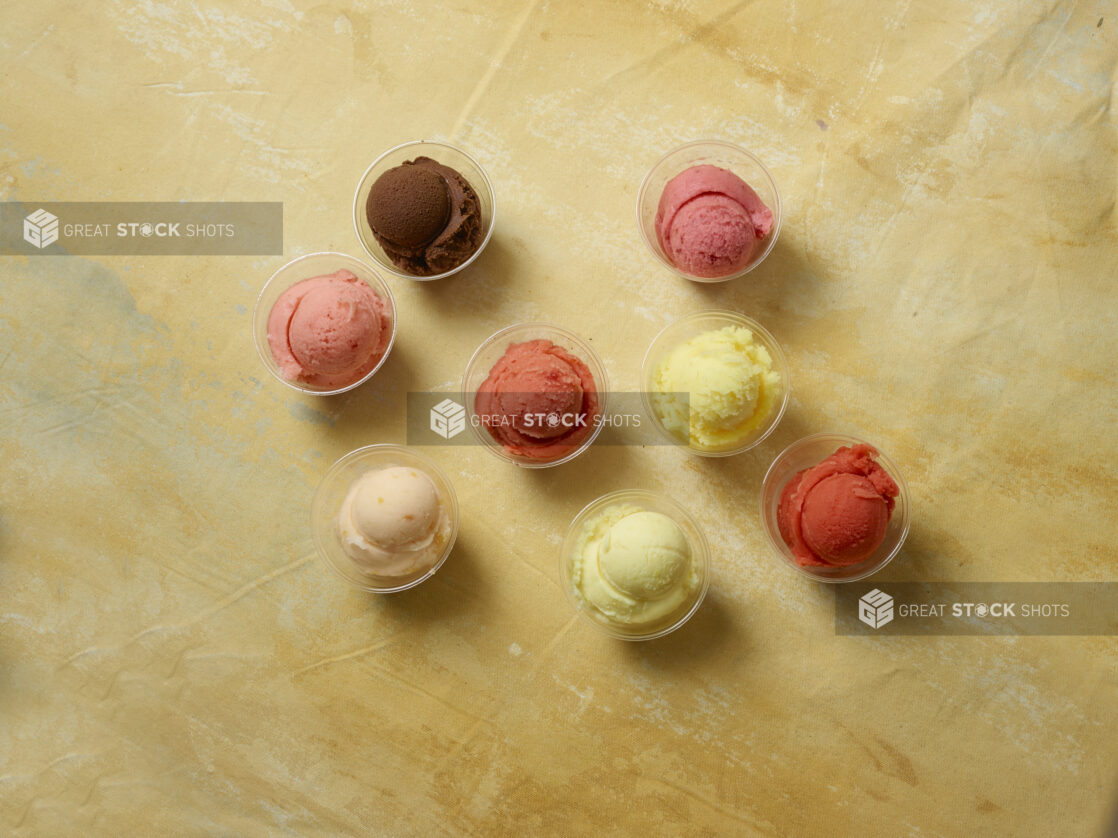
[[572, 504, 698, 626], [598, 510, 689, 599], [652, 324, 780, 452], [338, 466, 448, 576]]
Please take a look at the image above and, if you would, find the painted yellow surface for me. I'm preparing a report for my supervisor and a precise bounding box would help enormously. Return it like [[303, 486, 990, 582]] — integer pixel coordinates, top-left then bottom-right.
[[1, 1, 1116, 835]]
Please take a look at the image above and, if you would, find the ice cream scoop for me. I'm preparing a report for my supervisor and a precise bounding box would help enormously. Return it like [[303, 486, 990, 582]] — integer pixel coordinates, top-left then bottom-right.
[[365, 156, 483, 276], [266, 269, 391, 389], [655, 164, 773, 278], [651, 324, 782, 452], [312, 445, 459, 592], [777, 444, 900, 567], [571, 504, 698, 626], [474, 338, 600, 461], [337, 466, 451, 577], [366, 164, 450, 250], [598, 510, 690, 599]]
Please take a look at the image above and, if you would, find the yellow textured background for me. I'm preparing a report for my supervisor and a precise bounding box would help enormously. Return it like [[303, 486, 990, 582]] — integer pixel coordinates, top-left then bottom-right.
[[2, 1, 1116, 835]]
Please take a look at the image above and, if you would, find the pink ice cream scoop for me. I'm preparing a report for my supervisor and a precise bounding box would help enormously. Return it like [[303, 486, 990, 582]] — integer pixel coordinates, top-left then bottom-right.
[[654, 164, 774, 278], [266, 269, 392, 389]]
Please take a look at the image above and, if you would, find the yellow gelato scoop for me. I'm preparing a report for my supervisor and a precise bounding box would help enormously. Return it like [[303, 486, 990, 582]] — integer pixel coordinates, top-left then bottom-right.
[[652, 324, 780, 452], [571, 504, 699, 627], [598, 511, 689, 599]]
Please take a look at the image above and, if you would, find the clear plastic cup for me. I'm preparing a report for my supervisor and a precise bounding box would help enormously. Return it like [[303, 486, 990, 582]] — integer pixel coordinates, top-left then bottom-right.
[[559, 490, 711, 641], [636, 139, 782, 283], [641, 310, 789, 457], [311, 445, 459, 593], [353, 140, 496, 281], [462, 323, 609, 468], [760, 434, 911, 583], [252, 251, 396, 396]]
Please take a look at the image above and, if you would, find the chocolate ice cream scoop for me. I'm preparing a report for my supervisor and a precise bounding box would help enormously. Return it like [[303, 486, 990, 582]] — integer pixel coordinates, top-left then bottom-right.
[[364, 157, 483, 277], [365, 164, 450, 249]]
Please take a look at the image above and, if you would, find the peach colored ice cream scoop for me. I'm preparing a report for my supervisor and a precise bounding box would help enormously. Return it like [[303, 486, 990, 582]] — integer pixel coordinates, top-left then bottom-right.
[[266, 269, 391, 389], [336, 465, 450, 577], [655, 164, 774, 278], [777, 444, 899, 567]]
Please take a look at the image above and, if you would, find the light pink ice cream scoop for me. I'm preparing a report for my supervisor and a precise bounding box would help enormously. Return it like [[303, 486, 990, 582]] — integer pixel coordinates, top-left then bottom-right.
[[266, 269, 392, 389], [655, 164, 774, 278]]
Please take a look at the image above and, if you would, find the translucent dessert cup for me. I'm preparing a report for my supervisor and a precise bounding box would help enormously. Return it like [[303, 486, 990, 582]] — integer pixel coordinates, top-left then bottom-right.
[[641, 310, 790, 457], [636, 139, 782, 283], [311, 444, 459, 593], [353, 139, 496, 281], [560, 489, 712, 641], [760, 433, 910, 583], [462, 323, 609, 468], [253, 251, 397, 396]]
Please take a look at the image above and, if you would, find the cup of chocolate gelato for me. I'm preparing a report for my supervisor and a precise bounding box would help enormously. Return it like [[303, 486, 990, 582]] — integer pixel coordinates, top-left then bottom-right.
[[354, 140, 495, 280]]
